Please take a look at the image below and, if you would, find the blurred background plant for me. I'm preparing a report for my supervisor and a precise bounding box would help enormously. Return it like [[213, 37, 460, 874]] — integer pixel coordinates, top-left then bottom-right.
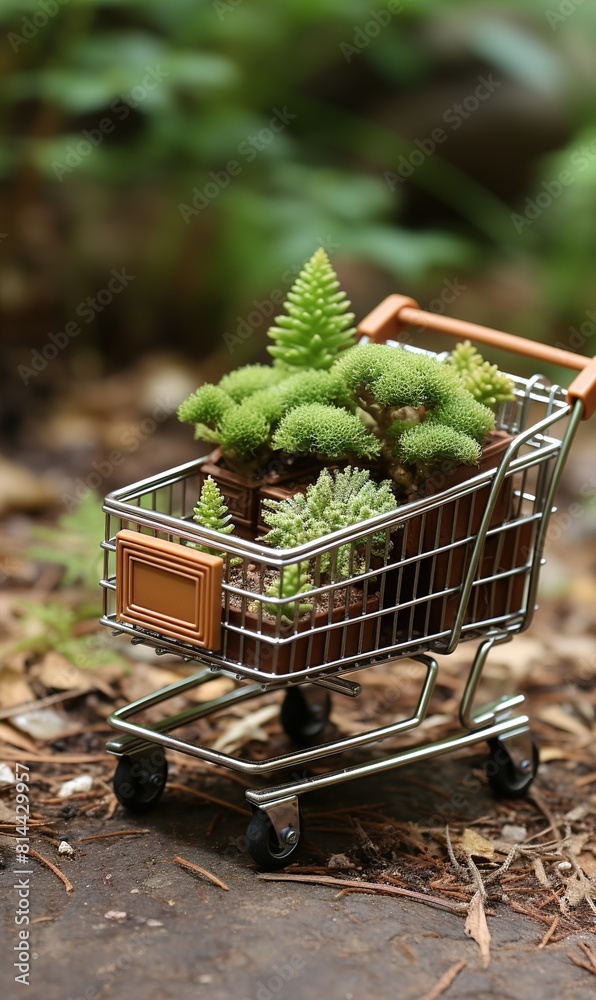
[[1, 0, 596, 497]]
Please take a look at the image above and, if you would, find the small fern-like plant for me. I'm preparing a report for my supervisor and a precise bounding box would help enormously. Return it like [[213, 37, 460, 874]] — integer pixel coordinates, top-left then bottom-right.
[[447, 341, 515, 409], [191, 476, 238, 562], [267, 248, 356, 371]]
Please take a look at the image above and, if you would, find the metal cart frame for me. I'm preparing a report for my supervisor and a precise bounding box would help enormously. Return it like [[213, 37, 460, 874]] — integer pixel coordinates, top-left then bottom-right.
[[100, 296, 596, 867]]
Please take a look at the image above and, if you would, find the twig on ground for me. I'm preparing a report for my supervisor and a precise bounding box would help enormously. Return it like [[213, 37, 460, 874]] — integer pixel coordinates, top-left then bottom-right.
[[257, 873, 467, 914], [419, 960, 467, 1000], [78, 829, 150, 843], [173, 855, 230, 891], [29, 848, 73, 893]]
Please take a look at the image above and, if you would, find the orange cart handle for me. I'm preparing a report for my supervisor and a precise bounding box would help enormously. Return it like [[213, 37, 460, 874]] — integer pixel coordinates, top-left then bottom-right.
[[357, 294, 596, 420]]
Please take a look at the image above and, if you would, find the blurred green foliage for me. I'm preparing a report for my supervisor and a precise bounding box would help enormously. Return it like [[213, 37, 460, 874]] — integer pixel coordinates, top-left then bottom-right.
[[1, 0, 596, 371]]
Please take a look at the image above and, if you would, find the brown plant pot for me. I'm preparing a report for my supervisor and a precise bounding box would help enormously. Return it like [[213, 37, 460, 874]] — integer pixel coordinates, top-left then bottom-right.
[[406, 430, 520, 634], [224, 594, 380, 676], [198, 448, 321, 538]]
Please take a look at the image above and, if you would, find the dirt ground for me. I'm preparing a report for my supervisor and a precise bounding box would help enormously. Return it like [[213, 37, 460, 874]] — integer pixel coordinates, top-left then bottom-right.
[[1, 751, 596, 1000], [1, 396, 596, 1000]]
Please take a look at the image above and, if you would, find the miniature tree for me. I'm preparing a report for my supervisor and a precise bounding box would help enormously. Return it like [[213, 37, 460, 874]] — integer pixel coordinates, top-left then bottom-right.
[[267, 248, 356, 371], [268, 346, 494, 490]]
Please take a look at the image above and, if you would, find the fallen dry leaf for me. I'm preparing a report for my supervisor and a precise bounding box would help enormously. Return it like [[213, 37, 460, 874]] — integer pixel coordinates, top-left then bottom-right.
[[211, 704, 279, 754], [459, 829, 495, 860], [538, 704, 592, 739]]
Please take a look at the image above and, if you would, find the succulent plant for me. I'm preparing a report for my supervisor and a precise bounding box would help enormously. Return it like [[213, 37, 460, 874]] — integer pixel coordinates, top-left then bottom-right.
[[447, 340, 515, 409]]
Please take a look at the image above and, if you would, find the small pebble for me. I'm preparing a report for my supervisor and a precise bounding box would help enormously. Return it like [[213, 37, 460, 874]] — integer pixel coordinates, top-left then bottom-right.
[[104, 911, 127, 921], [557, 860, 572, 872], [501, 824, 527, 843], [58, 841, 74, 857], [146, 919, 163, 928], [199, 975, 213, 984], [58, 775, 93, 799], [0, 764, 15, 787], [328, 853, 354, 869]]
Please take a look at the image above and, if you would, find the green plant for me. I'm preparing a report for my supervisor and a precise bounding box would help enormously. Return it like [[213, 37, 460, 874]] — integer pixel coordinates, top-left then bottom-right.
[[262, 564, 314, 624], [272, 403, 381, 465], [178, 367, 352, 470], [448, 341, 515, 409], [269, 345, 494, 489], [266, 248, 356, 371], [14, 601, 123, 670], [261, 466, 397, 583], [27, 493, 105, 596], [191, 476, 238, 562]]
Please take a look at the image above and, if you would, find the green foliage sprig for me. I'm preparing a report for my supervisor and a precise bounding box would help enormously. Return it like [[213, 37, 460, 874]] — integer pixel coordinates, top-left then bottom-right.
[[262, 564, 314, 624], [267, 248, 356, 371], [261, 466, 396, 583], [191, 476, 239, 562], [26, 493, 105, 596], [447, 341, 515, 409]]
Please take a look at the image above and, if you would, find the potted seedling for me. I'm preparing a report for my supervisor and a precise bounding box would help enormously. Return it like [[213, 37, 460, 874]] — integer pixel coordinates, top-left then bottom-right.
[[177, 248, 357, 535], [193, 467, 396, 674]]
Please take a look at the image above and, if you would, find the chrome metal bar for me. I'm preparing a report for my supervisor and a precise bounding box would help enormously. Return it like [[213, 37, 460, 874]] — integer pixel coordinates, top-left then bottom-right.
[[459, 634, 514, 730], [519, 399, 584, 633], [106, 656, 438, 775], [245, 715, 531, 808]]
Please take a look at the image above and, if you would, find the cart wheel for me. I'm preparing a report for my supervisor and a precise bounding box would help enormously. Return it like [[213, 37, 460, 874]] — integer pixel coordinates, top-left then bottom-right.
[[246, 807, 302, 870], [280, 687, 331, 747], [486, 737, 539, 798], [113, 749, 168, 812]]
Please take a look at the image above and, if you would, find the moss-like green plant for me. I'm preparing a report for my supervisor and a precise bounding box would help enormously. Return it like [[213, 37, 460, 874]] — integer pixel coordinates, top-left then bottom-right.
[[177, 384, 233, 441], [262, 563, 314, 624], [398, 422, 481, 476], [267, 248, 356, 371], [330, 343, 495, 487], [191, 476, 236, 559], [261, 466, 396, 581], [219, 364, 285, 403], [447, 341, 515, 409], [178, 368, 353, 471], [273, 403, 381, 464]]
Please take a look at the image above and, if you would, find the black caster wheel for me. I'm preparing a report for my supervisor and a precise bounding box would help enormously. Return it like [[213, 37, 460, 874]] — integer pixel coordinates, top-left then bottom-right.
[[246, 807, 302, 870], [113, 748, 168, 812], [486, 737, 539, 798], [280, 686, 331, 747]]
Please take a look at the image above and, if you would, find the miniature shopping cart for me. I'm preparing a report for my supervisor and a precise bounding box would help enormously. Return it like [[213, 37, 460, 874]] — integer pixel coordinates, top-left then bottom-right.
[[100, 296, 596, 868]]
